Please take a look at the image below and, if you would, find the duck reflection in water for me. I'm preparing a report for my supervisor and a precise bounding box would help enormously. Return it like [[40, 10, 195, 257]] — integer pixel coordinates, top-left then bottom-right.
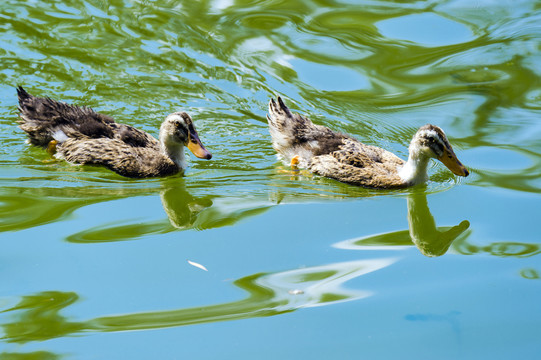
[[407, 191, 470, 257], [335, 190, 470, 257], [66, 180, 273, 242], [160, 179, 272, 231], [159, 179, 213, 229]]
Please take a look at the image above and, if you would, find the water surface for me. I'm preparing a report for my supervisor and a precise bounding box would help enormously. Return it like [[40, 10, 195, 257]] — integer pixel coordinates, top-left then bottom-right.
[[0, 0, 540, 359]]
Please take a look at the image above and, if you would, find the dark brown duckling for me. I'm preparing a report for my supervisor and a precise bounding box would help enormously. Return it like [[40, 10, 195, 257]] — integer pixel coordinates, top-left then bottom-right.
[[17, 86, 211, 178]]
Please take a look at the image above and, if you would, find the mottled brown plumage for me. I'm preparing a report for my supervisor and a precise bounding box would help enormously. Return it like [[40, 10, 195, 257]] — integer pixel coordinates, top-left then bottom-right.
[[267, 97, 469, 189], [17, 86, 211, 178]]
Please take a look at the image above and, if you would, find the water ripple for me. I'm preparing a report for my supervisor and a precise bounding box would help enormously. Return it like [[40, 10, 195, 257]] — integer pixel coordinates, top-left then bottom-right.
[[0, 0, 538, 225], [0, 258, 396, 343], [0, 1, 540, 357]]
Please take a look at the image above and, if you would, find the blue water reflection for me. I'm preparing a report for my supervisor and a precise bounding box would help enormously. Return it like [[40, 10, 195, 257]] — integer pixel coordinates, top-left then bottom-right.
[[377, 13, 474, 47]]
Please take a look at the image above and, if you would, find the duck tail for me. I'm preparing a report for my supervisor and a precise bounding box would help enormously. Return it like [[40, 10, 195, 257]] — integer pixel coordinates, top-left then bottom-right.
[[266, 96, 293, 128], [267, 96, 313, 151], [16, 86, 119, 149], [16, 86, 57, 147], [267, 96, 298, 136], [16, 85, 31, 103]]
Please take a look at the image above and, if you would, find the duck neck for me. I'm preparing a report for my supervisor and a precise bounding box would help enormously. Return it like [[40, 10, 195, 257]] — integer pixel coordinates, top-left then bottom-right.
[[398, 150, 431, 186], [160, 140, 187, 170]]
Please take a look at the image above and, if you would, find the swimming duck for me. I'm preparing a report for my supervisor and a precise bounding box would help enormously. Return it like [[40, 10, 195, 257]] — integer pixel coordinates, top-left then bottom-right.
[[16, 86, 212, 178], [267, 97, 469, 189]]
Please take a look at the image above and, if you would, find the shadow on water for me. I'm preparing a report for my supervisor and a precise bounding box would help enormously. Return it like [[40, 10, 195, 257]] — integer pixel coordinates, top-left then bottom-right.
[[404, 310, 462, 345], [0, 258, 395, 344]]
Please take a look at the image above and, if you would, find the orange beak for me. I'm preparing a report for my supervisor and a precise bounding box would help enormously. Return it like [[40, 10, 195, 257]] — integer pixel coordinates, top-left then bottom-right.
[[186, 124, 212, 160], [438, 146, 469, 177]]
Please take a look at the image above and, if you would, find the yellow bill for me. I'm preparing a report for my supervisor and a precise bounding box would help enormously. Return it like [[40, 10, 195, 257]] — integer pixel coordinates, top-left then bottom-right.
[[187, 125, 212, 160], [438, 146, 469, 177]]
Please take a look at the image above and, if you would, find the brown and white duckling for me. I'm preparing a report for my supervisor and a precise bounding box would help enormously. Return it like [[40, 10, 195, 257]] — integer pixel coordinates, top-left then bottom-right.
[[16, 86, 211, 178], [267, 97, 469, 189]]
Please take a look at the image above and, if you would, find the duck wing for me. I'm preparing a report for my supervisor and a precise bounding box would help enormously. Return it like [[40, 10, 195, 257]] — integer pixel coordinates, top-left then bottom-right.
[[309, 138, 406, 189], [17, 86, 157, 149], [57, 137, 176, 178]]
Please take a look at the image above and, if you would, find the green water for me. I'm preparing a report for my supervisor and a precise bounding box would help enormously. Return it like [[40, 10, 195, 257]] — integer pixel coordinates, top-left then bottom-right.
[[1, 0, 540, 359]]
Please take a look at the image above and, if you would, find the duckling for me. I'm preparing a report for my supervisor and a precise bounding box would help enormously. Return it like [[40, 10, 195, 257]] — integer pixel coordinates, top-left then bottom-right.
[[16, 86, 211, 178], [267, 97, 468, 188]]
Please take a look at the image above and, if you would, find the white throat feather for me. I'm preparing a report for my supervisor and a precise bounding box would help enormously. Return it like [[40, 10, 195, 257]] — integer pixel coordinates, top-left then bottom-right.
[[398, 141, 432, 185], [159, 126, 187, 170]]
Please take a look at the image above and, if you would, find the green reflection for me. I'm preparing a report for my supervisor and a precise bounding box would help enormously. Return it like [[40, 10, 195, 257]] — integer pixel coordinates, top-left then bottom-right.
[[0, 352, 60, 360], [333, 189, 540, 259], [407, 191, 470, 257], [66, 178, 272, 242], [334, 190, 470, 257], [0, 291, 84, 344], [453, 238, 540, 258], [0, 184, 158, 233], [520, 268, 540, 280], [1, 258, 394, 343]]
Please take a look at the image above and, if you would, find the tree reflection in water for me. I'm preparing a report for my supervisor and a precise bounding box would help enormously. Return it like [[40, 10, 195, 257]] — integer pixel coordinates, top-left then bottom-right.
[[0, 258, 395, 344], [2, 188, 539, 350]]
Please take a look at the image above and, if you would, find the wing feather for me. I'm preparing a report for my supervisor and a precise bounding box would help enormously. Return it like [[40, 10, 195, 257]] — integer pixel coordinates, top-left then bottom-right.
[[309, 139, 405, 188], [57, 138, 176, 178]]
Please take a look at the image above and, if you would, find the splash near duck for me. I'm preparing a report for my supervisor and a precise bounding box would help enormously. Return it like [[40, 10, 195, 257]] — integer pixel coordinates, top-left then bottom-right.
[[16, 86, 211, 178], [267, 97, 468, 189]]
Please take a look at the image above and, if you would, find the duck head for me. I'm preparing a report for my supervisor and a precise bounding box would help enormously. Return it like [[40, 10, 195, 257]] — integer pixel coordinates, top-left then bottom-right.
[[160, 112, 212, 160], [410, 124, 469, 177]]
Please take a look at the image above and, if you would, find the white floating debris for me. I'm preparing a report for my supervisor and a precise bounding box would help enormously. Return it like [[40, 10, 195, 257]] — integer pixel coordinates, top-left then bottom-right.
[[187, 260, 208, 271], [288, 289, 304, 295]]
